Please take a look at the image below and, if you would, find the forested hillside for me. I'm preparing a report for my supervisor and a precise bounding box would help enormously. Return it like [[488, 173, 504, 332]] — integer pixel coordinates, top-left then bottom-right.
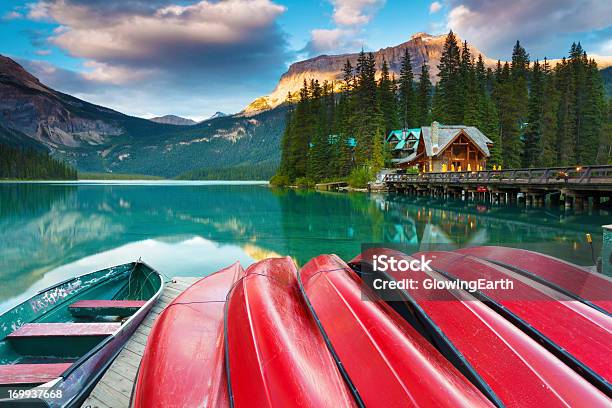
[[0, 143, 77, 180], [275, 31, 610, 185], [178, 162, 275, 180]]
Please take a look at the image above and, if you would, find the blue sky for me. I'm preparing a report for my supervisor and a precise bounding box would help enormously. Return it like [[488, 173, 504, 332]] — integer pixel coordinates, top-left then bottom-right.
[[1, 0, 610, 120]]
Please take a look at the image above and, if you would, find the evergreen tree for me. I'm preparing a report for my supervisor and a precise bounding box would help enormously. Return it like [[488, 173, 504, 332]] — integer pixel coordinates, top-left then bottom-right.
[[523, 60, 544, 167], [433, 30, 462, 123], [461, 44, 480, 126], [599, 99, 612, 164], [556, 57, 577, 165], [378, 59, 399, 135], [494, 61, 522, 168], [398, 48, 417, 128], [354, 51, 385, 170], [540, 59, 559, 167], [416, 63, 432, 126], [306, 79, 328, 181], [576, 53, 604, 164]]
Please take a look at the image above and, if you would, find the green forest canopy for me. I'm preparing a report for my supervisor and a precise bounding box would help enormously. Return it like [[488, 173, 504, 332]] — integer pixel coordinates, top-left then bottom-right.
[[274, 31, 611, 185], [0, 143, 77, 180]]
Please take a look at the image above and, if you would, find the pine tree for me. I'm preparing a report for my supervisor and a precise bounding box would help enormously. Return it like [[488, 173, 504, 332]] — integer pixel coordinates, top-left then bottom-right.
[[506, 40, 529, 168], [599, 99, 612, 164], [336, 59, 356, 176], [540, 59, 559, 167], [433, 30, 462, 123], [416, 63, 432, 126], [494, 62, 522, 168], [354, 51, 385, 170], [306, 79, 327, 181], [556, 57, 577, 165], [398, 48, 417, 128], [461, 44, 481, 127], [378, 59, 399, 135], [523, 60, 544, 167]]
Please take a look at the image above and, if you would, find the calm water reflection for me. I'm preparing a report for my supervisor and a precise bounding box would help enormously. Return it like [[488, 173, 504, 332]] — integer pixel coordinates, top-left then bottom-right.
[[1, 182, 609, 312]]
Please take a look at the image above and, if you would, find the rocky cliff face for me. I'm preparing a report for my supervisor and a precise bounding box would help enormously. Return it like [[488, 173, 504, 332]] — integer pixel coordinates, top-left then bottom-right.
[[0, 55, 124, 148], [244, 33, 492, 113]]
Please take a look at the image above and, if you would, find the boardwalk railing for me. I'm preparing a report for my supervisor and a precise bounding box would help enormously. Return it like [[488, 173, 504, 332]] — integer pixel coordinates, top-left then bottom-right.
[[384, 165, 612, 188]]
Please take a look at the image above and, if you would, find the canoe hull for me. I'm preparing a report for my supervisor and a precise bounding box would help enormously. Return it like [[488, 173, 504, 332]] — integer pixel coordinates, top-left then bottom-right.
[[350, 248, 611, 407], [456, 246, 612, 314], [132, 262, 244, 408], [415, 250, 612, 387], [225, 257, 357, 407], [300, 254, 493, 407]]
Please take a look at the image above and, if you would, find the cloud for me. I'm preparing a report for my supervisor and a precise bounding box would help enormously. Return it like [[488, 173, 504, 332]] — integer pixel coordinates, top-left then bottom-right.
[[429, 2, 442, 14], [81, 61, 158, 85], [331, 0, 385, 26], [17, 57, 262, 119], [34, 49, 52, 56], [302, 28, 363, 56], [445, 0, 612, 58], [16, 0, 291, 116], [33, 0, 288, 77], [2, 11, 23, 20], [302, 0, 384, 56]]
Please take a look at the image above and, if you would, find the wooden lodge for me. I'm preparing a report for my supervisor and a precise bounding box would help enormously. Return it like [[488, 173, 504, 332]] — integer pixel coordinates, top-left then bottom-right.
[[389, 122, 493, 172]]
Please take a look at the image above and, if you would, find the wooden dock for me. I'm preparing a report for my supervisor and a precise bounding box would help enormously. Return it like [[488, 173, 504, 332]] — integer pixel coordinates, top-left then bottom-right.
[[81, 276, 200, 408], [315, 181, 348, 191], [384, 165, 612, 209]]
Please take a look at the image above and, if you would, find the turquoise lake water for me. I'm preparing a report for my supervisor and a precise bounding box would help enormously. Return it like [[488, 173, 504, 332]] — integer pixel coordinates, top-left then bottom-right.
[[1, 181, 609, 312]]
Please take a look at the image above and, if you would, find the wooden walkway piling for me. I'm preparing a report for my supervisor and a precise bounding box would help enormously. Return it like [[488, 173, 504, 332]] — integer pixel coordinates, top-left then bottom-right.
[[81, 276, 200, 408]]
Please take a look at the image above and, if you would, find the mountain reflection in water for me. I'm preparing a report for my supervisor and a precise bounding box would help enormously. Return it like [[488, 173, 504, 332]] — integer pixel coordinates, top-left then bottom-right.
[[0, 182, 607, 311]]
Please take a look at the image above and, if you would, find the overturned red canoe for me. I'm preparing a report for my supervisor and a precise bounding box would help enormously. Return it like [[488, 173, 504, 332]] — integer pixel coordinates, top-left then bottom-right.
[[456, 246, 612, 314], [225, 257, 357, 407], [415, 250, 612, 389], [132, 262, 245, 408], [300, 254, 494, 407], [351, 249, 611, 407]]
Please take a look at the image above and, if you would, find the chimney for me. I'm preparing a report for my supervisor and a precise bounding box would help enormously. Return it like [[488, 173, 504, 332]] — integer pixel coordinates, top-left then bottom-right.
[[431, 121, 439, 153]]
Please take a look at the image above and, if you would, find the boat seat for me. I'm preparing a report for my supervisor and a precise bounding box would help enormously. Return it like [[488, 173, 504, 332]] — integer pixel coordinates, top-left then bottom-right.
[[68, 300, 146, 317], [0, 363, 71, 386], [7, 323, 121, 357]]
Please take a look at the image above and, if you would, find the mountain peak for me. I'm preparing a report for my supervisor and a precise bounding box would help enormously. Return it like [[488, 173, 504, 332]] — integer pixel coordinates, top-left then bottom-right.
[[207, 111, 228, 120], [244, 32, 472, 114], [149, 114, 196, 126], [0, 55, 50, 94]]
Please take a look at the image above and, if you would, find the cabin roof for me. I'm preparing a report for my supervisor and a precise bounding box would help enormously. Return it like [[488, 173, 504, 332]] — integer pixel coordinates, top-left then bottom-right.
[[386, 128, 420, 143], [394, 138, 419, 151], [421, 125, 493, 157]]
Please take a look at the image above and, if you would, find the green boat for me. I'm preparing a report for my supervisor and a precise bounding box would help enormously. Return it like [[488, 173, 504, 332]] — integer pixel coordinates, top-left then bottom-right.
[[0, 261, 164, 407]]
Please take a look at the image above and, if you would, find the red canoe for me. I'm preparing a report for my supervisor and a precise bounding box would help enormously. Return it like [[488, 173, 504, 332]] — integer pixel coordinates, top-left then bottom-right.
[[456, 246, 612, 314], [299, 254, 494, 407], [351, 249, 611, 407], [225, 257, 357, 407], [132, 262, 245, 408], [415, 250, 612, 388]]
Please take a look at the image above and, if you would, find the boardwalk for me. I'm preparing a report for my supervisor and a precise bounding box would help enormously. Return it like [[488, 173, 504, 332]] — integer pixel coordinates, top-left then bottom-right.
[[384, 165, 612, 208], [81, 276, 200, 408]]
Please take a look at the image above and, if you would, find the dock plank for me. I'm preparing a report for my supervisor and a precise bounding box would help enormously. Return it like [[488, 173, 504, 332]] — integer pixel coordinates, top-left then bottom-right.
[[81, 278, 197, 407]]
